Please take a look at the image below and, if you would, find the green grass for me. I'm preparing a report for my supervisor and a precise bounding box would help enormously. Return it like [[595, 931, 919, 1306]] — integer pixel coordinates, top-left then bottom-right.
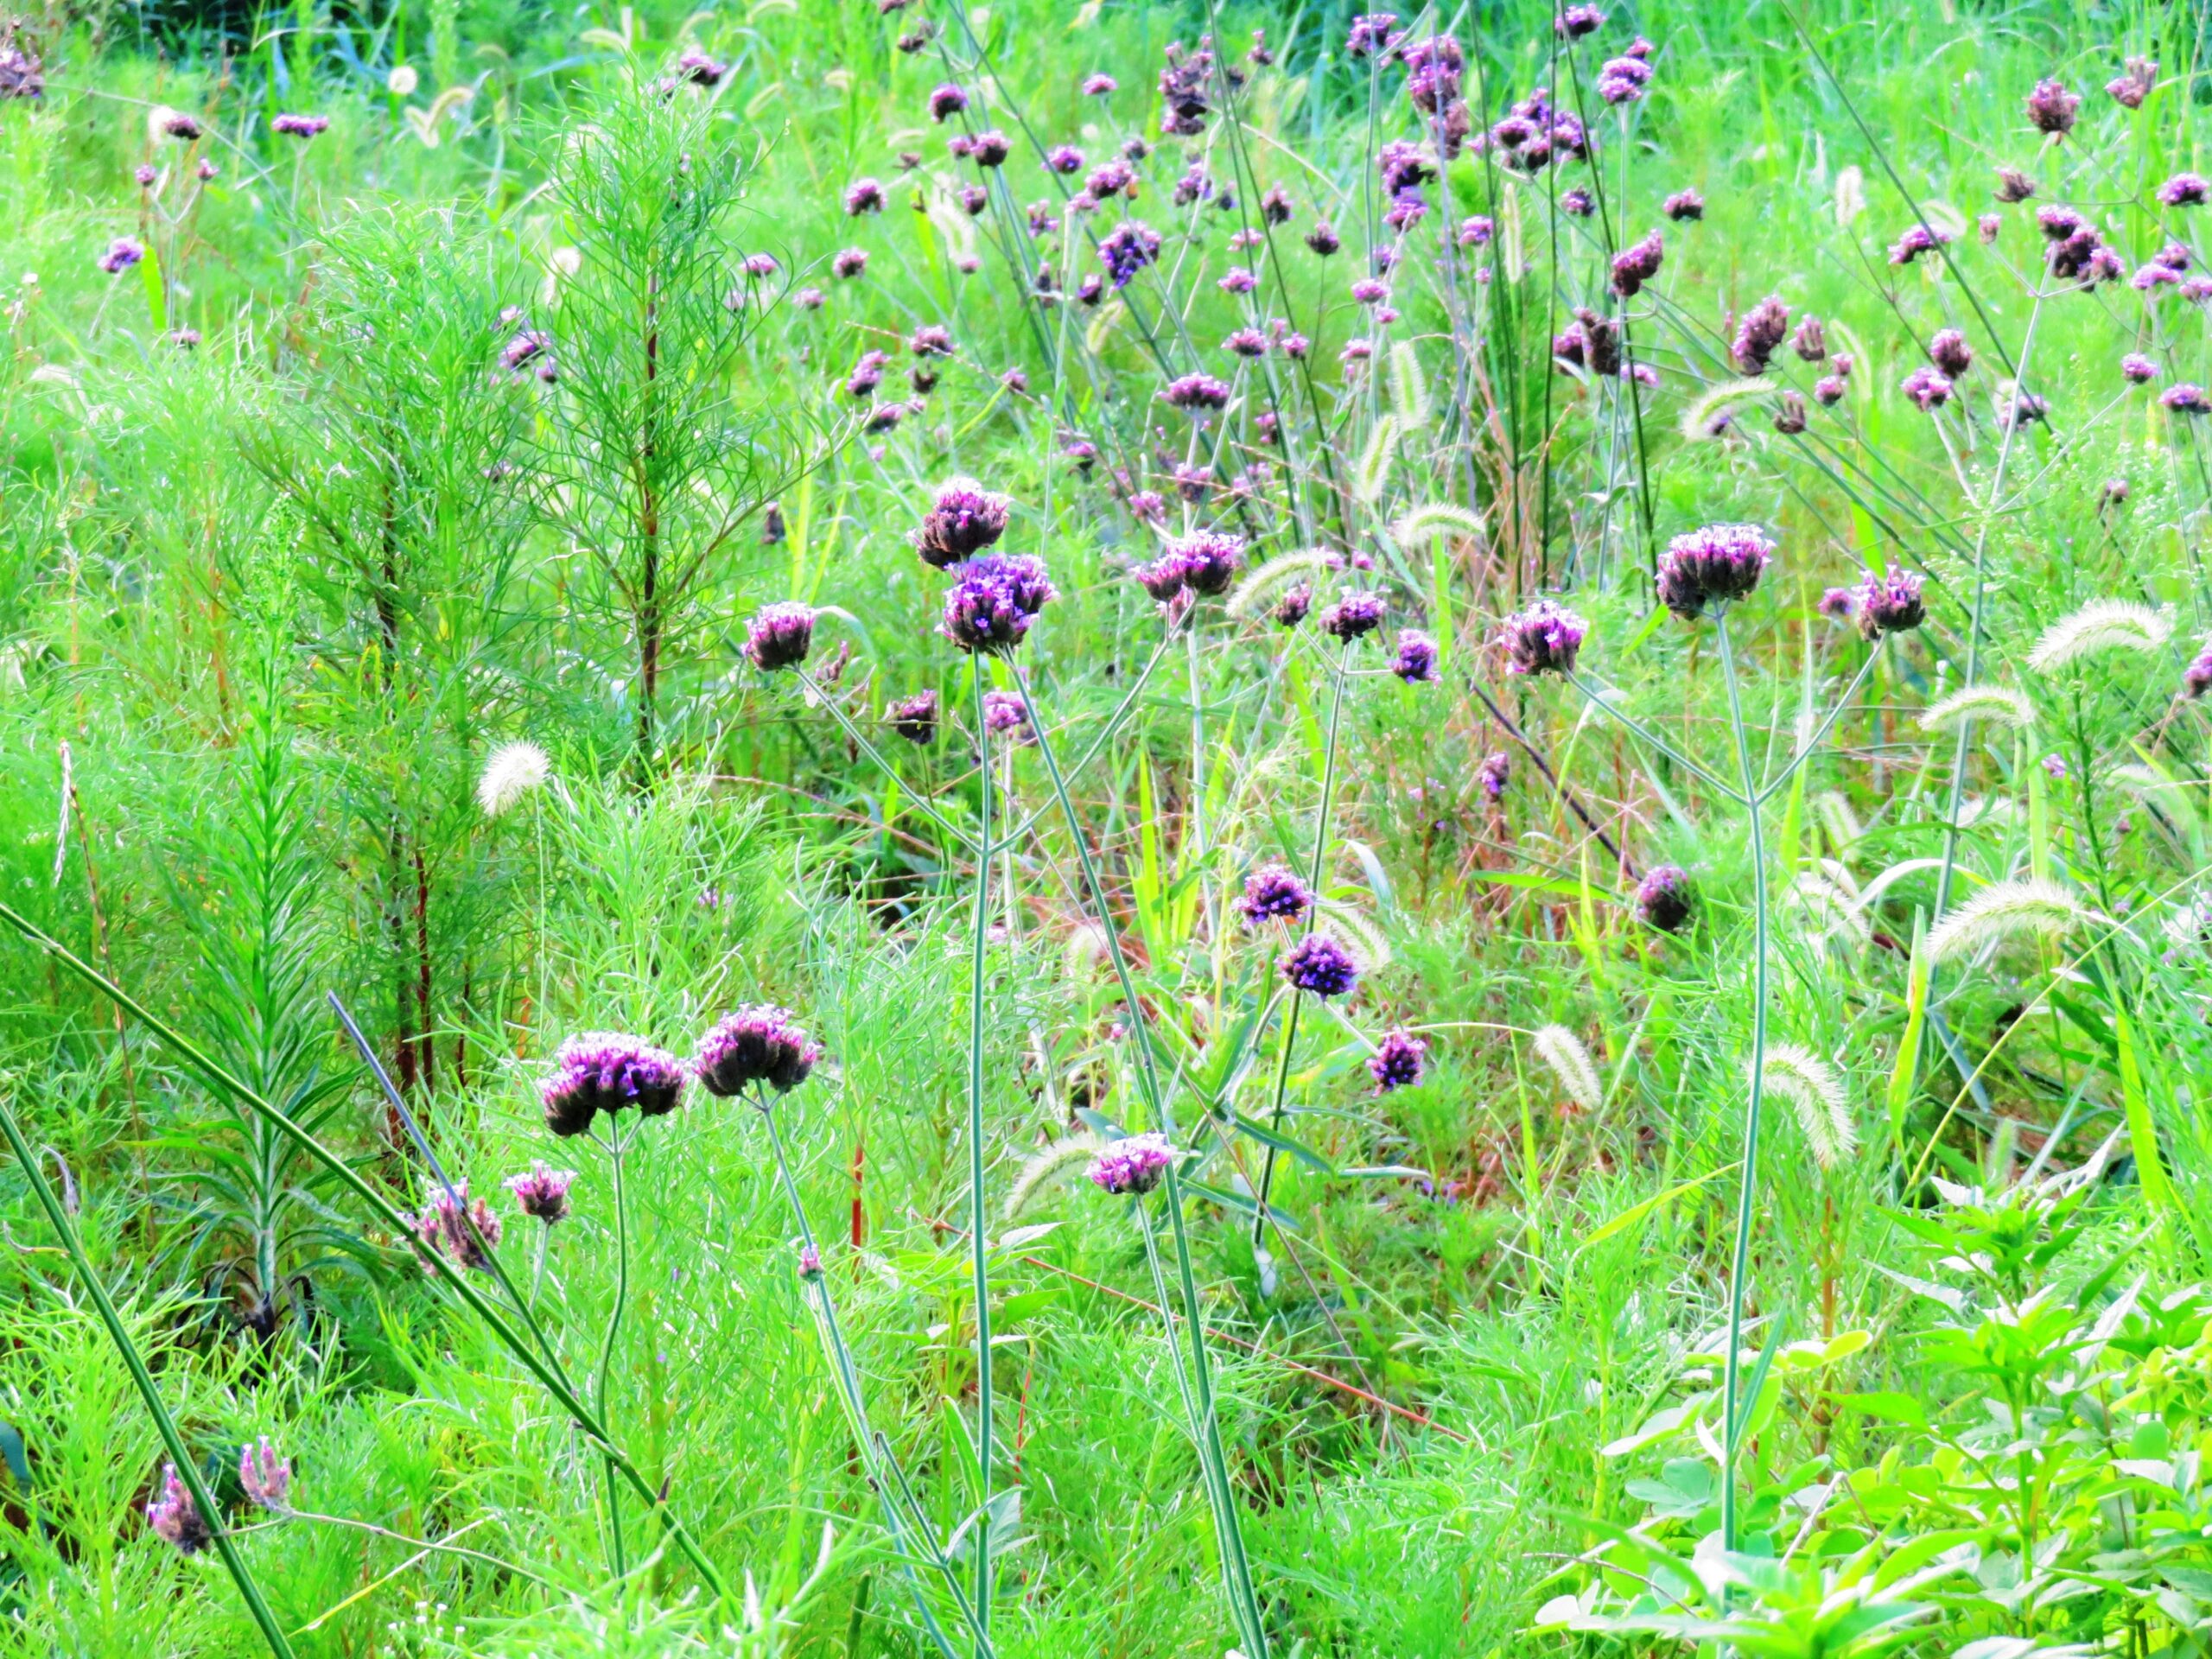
[[0, 0, 2209, 1652]]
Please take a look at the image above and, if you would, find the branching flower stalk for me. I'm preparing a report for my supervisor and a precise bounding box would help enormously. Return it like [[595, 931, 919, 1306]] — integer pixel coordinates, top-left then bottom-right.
[[1018, 669, 1271, 1659]]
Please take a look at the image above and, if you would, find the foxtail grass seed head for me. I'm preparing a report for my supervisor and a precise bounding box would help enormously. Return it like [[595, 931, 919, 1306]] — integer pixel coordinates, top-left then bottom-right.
[[1281, 933, 1359, 998], [147, 1465, 211, 1554], [1656, 523, 1774, 619], [1086, 1132, 1175, 1196], [1635, 864, 1694, 932], [1501, 598, 1586, 675], [1534, 1025, 1604, 1114], [542, 1033, 687, 1135], [745, 602, 815, 671], [1927, 877, 2091, 962], [2026, 599, 2174, 672], [887, 690, 939, 743], [476, 741, 550, 819], [695, 1005, 823, 1097], [1391, 629, 1440, 683], [914, 480, 1011, 566], [414, 1181, 504, 1273], [1320, 590, 1387, 641], [1370, 1028, 1428, 1092], [1239, 862, 1313, 926], [941, 554, 1056, 654], [1856, 570, 1925, 638], [240, 1437, 292, 1512], [505, 1160, 576, 1224], [1762, 1046, 1855, 1171]]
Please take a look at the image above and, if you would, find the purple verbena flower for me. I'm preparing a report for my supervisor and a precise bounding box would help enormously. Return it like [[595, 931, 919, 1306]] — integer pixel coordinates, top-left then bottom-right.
[[1611, 229, 1663, 296], [1856, 569, 1925, 638], [914, 480, 1012, 567], [1554, 4, 1604, 38], [1238, 862, 1313, 925], [1083, 72, 1118, 95], [97, 237, 144, 275], [147, 1465, 211, 1554], [1169, 531, 1243, 597], [927, 82, 969, 121], [1731, 296, 1789, 375], [271, 111, 329, 137], [1391, 629, 1439, 683], [982, 690, 1030, 735], [844, 177, 886, 215], [695, 1005, 823, 1097], [745, 601, 815, 671], [505, 1160, 577, 1224], [1305, 220, 1342, 256], [1634, 864, 1693, 932], [1320, 590, 1386, 641], [2161, 172, 2210, 207], [1663, 188, 1703, 221], [1656, 523, 1774, 620], [1369, 1028, 1428, 1091], [2184, 645, 2212, 698], [941, 554, 1057, 654], [1476, 751, 1510, 801], [1887, 222, 1952, 265], [1928, 327, 1973, 377], [542, 1033, 687, 1135], [1273, 582, 1313, 627], [413, 1181, 504, 1274], [1500, 598, 1586, 675], [2162, 383, 2211, 413], [2024, 77, 2079, 136], [1099, 221, 1162, 288], [240, 1437, 291, 1512], [1087, 1132, 1175, 1195], [1280, 934, 1359, 998], [887, 690, 939, 743], [1902, 365, 1954, 411], [1162, 372, 1233, 411], [1817, 586, 1857, 620]]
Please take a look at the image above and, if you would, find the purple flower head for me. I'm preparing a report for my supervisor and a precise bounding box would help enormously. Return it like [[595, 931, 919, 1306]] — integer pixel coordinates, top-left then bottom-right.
[[1391, 629, 1440, 683], [1346, 12, 1401, 58], [982, 690, 1030, 734], [1634, 865, 1694, 932], [1554, 3, 1604, 38], [1598, 68, 1646, 105], [1856, 569, 1925, 639], [147, 1465, 211, 1555], [1098, 221, 1162, 288], [794, 287, 825, 309], [1887, 222, 1952, 265], [134, 162, 156, 187], [797, 1240, 823, 1276], [97, 237, 144, 275], [887, 690, 940, 744], [1162, 373, 1233, 412], [1281, 934, 1359, 998], [914, 480, 1011, 567], [158, 109, 203, 139], [1083, 72, 1118, 95], [1260, 183, 1294, 224], [1817, 586, 1857, 620], [677, 48, 727, 86], [1168, 532, 1244, 597], [505, 1160, 577, 1224], [2042, 753, 2069, 781], [1273, 582, 1313, 627], [1305, 220, 1342, 256], [1087, 1131, 1176, 1196], [271, 111, 329, 137], [1814, 374, 1847, 406], [1320, 590, 1387, 642], [927, 82, 969, 121], [910, 324, 954, 359], [2101, 477, 2132, 507], [965, 130, 1011, 167], [1979, 213, 2002, 243], [1217, 266, 1257, 295], [240, 1438, 291, 1512], [2162, 383, 2212, 414], [1131, 554, 1187, 604], [2162, 172, 2211, 207], [1476, 751, 1510, 802], [1378, 140, 1431, 194], [831, 247, 868, 280], [1239, 862, 1314, 925], [2024, 77, 2079, 136], [1929, 328, 1974, 377], [1902, 365, 1954, 411], [413, 1181, 504, 1274], [695, 1005, 823, 1098], [844, 177, 886, 215], [1561, 187, 1596, 218], [1993, 166, 2037, 203], [1772, 391, 1808, 435], [1369, 1028, 1428, 1092], [2109, 57, 2157, 109], [501, 328, 551, 374], [1046, 143, 1084, 175], [1731, 296, 1789, 376], [1400, 33, 1465, 113], [1611, 229, 1664, 296], [1159, 39, 1215, 135], [2184, 645, 2212, 699], [1457, 215, 1496, 249], [1222, 327, 1267, 359], [1656, 523, 1775, 620], [1790, 315, 1827, 363], [941, 554, 1057, 654], [1656, 190, 1703, 225], [1500, 598, 1586, 676], [542, 1033, 687, 1135], [745, 601, 815, 671]]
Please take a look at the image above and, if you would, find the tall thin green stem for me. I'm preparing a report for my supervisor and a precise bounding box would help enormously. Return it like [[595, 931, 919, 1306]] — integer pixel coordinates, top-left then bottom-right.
[[965, 652, 995, 1648], [0, 1085, 296, 1658], [596, 1117, 630, 1577], [1714, 613, 1769, 1554]]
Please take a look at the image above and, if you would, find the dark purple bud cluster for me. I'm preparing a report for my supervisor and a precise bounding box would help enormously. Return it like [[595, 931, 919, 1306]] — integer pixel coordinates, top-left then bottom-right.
[[887, 690, 939, 743], [745, 602, 815, 671], [1500, 598, 1586, 675], [1391, 629, 1440, 683], [542, 1033, 687, 1136], [1611, 229, 1663, 296], [1159, 38, 1215, 135], [1239, 862, 1314, 925], [2024, 77, 2079, 136], [1902, 366, 1954, 411], [1087, 1132, 1176, 1195], [695, 1004, 823, 1097], [413, 1180, 504, 1274], [505, 1161, 576, 1224], [1281, 934, 1359, 998], [1731, 296, 1789, 375], [147, 1466, 211, 1555], [1369, 1028, 1428, 1092], [941, 554, 1057, 654], [1162, 372, 1232, 411], [1663, 188, 1703, 221], [1634, 865, 1694, 932], [1994, 167, 2037, 202], [271, 111, 330, 137], [914, 480, 1011, 567], [1855, 569, 1925, 639], [2108, 57, 2157, 109], [1655, 523, 1774, 619], [1928, 328, 1974, 377], [1886, 222, 1952, 265], [1320, 590, 1387, 641]]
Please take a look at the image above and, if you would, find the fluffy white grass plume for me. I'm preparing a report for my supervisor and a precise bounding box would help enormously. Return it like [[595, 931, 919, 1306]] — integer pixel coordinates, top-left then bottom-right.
[[1928, 877, 2092, 963], [1533, 1024, 1603, 1114], [1759, 1045, 1855, 1170], [1391, 502, 1484, 546], [1004, 1135, 1102, 1219], [477, 741, 551, 819], [1920, 685, 2036, 732], [2026, 600, 2173, 673], [1227, 549, 1337, 618]]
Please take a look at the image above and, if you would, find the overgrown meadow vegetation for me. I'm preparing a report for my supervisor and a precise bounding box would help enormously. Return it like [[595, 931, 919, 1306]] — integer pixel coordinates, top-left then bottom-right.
[[3, 0, 2212, 1652]]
